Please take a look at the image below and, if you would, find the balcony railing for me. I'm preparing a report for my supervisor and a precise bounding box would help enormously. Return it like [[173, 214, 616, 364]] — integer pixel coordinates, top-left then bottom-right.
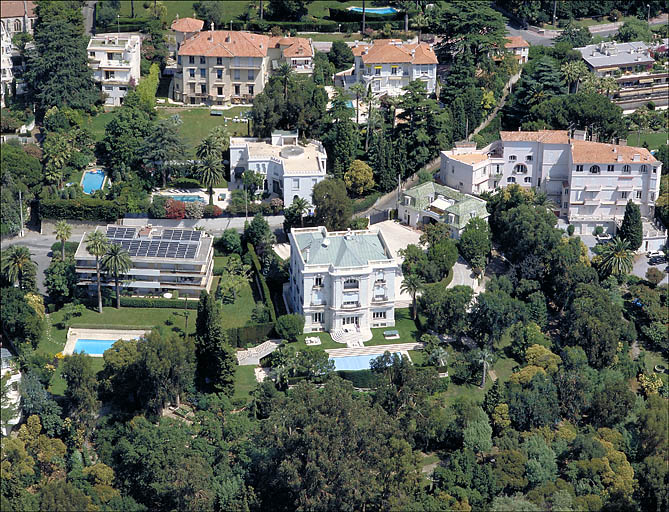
[[372, 295, 388, 302], [341, 301, 361, 309], [343, 282, 359, 290]]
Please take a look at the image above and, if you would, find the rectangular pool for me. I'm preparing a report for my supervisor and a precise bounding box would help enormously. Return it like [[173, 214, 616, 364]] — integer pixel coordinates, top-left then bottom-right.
[[330, 352, 400, 371], [74, 338, 122, 356], [169, 195, 205, 203], [82, 170, 105, 194], [349, 7, 398, 15]]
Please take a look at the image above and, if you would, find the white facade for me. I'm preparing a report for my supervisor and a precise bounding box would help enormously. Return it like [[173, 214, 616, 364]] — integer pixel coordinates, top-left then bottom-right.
[[1, 348, 22, 437], [87, 33, 141, 106], [288, 227, 400, 334], [229, 131, 327, 208], [439, 131, 664, 247], [0, 22, 13, 107]]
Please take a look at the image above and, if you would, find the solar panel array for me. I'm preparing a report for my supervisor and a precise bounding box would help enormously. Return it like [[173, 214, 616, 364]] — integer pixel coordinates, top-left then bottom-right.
[[105, 227, 200, 259]]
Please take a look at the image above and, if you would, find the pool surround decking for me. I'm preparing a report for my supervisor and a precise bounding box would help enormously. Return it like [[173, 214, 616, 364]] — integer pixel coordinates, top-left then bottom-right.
[[80, 169, 107, 194], [64, 328, 150, 357]]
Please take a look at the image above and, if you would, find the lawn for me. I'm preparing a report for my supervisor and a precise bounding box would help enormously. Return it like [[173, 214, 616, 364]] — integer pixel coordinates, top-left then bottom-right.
[[157, 107, 252, 155], [635, 131, 668, 150], [85, 110, 119, 142], [219, 279, 256, 329], [642, 348, 669, 387], [233, 365, 258, 401], [308, 33, 368, 42], [366, 308, 421, 346]]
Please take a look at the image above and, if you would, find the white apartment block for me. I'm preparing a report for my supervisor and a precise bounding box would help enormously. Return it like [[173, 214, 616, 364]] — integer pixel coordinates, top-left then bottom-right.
[[440, 130, 664, 249], [1, 347, 22, 437], [74, 226, 214, 298], [229, 131, 327, 208], [173, 26, 314, 105], [87, 33, 141, 106], [346, 39, 438, 96], [288, 227, 400, 335], [1, 22, 13, 107]]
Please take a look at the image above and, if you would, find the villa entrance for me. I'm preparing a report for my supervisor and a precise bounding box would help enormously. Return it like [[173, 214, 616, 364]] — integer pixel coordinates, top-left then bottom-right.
[[342, 316, 359, 326]]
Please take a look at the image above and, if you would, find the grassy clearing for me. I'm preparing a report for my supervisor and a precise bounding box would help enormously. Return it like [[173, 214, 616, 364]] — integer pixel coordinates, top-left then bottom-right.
[[85, 110, 119, 141], [233, 365, 258, 401], [157, 107, 252, 154], [634, 131, 668, 150], [642, 348, 669, 387], [366, 308, 421, 346], [219, 279, 256, 328]]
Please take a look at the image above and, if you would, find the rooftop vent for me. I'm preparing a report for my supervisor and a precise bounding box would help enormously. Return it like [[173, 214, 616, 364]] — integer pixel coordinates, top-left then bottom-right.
[[322, 238, 330, 248]]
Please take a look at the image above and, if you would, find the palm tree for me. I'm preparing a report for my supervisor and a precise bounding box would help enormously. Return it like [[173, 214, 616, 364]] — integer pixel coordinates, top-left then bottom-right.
[[54, 220, 72, 260], [533, 192, 559, 212], [2, 246, 32, 288], [411, 12, 429, 40], [85, 231, 110, 314], [350, 82, 366, 125], [598, 76, 620, 98], [477, 349, 493, 388], [598, 236, 634, 277], [428, 346, 448, 367], [197, 154, 225, 205], [102, 243, 132, 309], [291, 197, 311, 227], [400, 273, 424, 320], [560, 61, 588, 93], [276, 63, 293, 101]]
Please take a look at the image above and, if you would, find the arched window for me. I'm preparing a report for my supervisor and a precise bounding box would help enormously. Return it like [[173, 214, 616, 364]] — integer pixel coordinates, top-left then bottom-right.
[[622, 165, 631, 173], [507, 177, 516, 183], [589, 165, 600, 174], [293, 195, 299, 202], [513, 163, 528, 174], [524, 176, 532, 183], [13, 20, 21, 32], [343, 278, 359, 290], [640, 164, 648, 173]]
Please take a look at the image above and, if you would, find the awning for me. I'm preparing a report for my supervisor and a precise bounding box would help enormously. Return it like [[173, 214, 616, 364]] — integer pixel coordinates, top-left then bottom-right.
[[374, 66, 382, 69]]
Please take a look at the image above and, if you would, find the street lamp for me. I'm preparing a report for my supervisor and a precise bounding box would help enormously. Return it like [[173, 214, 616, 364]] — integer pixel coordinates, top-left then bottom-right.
[[117, 14, 120, 38], [647, 4, 651, 25], [338, 24, 341, 33]]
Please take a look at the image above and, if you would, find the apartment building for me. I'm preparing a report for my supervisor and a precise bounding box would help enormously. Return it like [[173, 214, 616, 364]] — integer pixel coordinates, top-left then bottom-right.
[[87, 33, 141, 106], [0, 1, 36, 39], [505, 36, 529, 64], [229, 130, 327, 208], [346, 39, 438, 95], [288, 227, 400, 335], [173, 27, 314, 105], [439, 130, 664, 248], [398, 181, 489, 238], [1, 22, 12, 107], [576, 41, 669, 110], [74, 225, 214, 298], [1, 347, 22, 436]]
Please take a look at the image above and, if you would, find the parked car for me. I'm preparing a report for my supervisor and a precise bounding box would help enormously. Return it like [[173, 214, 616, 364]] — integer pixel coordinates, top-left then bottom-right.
[[649, 255, 666, 266], [647, 250, 663, 258]]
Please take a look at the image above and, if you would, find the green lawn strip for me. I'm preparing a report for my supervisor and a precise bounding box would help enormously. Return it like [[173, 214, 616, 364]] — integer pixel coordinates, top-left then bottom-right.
[[308, 33, 366, 42], [635, 131, 668, 150], [307, 1, 369, 19], [420, 452, 440, 467], [293, 332, 342, 351], [233, 365, 258, 401], [365, 308, 421, 346], [407, 349, 424, 366], [86, 110, 119, 141], [219, 280, 255, 328]]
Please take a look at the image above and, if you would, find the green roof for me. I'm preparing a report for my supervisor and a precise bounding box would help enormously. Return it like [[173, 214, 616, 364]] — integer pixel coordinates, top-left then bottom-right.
[[403, 182, 488, 229], [293, 230, 390, 267]]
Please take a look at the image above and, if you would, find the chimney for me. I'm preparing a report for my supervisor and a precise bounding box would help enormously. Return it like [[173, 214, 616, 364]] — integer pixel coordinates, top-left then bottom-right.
[[304, 248, 310, 263], [208, 22, 214, 41], [175, 13, 179, 20], [617, 155, 623, 162], [618, 138, 627, 146], [225, 33, 231, 43]]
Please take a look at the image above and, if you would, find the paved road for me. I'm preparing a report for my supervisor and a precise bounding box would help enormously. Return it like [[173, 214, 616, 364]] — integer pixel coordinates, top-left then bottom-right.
[[82, 1, 97, 35]]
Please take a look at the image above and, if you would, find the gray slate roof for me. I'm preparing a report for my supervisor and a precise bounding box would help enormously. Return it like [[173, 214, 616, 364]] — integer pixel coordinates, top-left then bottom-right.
[[294, 230, 390, 267], [576, 41, 654, 68], [403, 182, 488, 229]]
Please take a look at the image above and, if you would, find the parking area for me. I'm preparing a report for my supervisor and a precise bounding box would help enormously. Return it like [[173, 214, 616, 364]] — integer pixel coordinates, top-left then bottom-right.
[[632, 253, 668, 286]]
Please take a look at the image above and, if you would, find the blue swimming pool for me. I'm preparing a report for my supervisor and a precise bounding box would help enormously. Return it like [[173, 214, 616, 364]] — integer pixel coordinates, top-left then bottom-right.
[[346, 100, 354, 108], [82, 170, 105, 194], [74, 339, 119, 355], [349, 6, 398, 15], [330, 352, 400, 371], [169, 195, 205, 203]]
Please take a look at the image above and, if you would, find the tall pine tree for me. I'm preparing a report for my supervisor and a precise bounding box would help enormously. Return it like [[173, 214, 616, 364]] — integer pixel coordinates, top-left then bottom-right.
[[618, 200, 643, 251], [369, 124, 395, 193]]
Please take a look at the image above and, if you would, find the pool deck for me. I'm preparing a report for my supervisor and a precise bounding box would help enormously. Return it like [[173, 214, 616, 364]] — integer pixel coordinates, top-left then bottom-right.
[[325, 342, 423, 358], [64, 328, 150, 357]]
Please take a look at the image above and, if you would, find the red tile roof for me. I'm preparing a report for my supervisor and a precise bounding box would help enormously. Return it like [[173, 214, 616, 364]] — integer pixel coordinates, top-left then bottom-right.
[[1, 1, 36, 18], [269, 36, 313, 57], [571, 140, 657, 164], [505, 36, 529, 49], [355, 40, 437, 65], [178, 30, 269, 57], [171, 17, 204, 33], [500, 130, 569, 144]]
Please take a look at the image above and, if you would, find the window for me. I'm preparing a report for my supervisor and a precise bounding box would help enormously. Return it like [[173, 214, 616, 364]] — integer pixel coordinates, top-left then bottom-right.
[[375, 67, 381, 75], [313, 312, 323, 323], [524, 177, 532, 183], [508, 155, 517, 161], [636, 190, 642, 199], [607, 165, 614, 172], [189, 68, 195, 78], [216, 57, 222, 65], [107, 52, 115, 61], [564, 188, 569, 194], [589, 165, 600, 174], [104, 71, 115, 80], [514, 163, 528, 174], [200, 84, 206, 93], [373, 311, 386, 319], [234, 84, 240, 95], [652, 167, 657, 174], [248, 70, 254, 81], [507, 177, 516, 183], [314, 276, 323, 287], [622, 165, 631, 173], [576, 165, 583, 172], [640, 165, 648, 173], [312, 178, 317, 186], [621, 191, 629, 199], [216, 69, 223, 79], [200, 56, 205, 64], [176, 83, 180, 90], [526, 155, 533, 161], [391, 66, 398, 75], [177, 56, 181, 65], [217, 86, 223, 96], [292, 178, 299, 188], [262, 163, 266, 173], [14, 20, 22, 32], [247, 85, 254, 95], [200, 68, 206, 78], [234, 69, 240, 80], [344, 278, 359, 290], [89, 51, 95, 57], [563, 202, 568, 208], [188, 56, 195, 64], [650, 192, 655, 201]]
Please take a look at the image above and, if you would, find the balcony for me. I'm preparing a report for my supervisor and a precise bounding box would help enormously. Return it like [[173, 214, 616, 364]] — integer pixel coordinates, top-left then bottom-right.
[[343, 282, 359, 290], [341, 301, 361, 309], [372, 295, 389, 302], [229, 62, 261, 69]]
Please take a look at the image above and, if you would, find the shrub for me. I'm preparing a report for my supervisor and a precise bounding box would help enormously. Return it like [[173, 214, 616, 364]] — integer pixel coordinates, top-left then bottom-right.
[[227, 322, 275, 348], [119, 297, 188, 308], [165, 198, 186, 220], [567, 224, 575, 236], [270, 197, 283, 214], [247, 243, 277, 322], [184, 201, 204, 219], [337, 370, 378, 388], [50, 241, 79, 257], [149, 195, 168, 218], [203, 204, 223, 218], [349, 217, 369, 230], [593, 226, 604, 236], [214, 229, 242, 255], [40, 198, 123, 222], [275, 314, 305, 342], [171, 177, 201, 189], [645, 267, 664, 287]]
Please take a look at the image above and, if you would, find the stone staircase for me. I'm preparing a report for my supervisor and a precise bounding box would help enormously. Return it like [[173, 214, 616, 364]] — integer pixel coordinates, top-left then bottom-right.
[[331, 328, 364, 347], [237, 340, 281, 366]]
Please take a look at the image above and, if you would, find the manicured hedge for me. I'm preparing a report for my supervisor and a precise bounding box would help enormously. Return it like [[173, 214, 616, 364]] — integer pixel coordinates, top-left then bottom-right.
[[69, 323, 154, 331], [337, 369, 378, 388], [40, 198, 124, 222], [170, 178, 202, 189], [247, 243, 277, 323], [119, 297, 190, 308], [227, 322, 275, 348]]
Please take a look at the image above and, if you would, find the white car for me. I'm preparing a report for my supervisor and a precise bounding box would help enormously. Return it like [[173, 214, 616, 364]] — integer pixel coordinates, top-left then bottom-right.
[[647, 250, 663, 258]]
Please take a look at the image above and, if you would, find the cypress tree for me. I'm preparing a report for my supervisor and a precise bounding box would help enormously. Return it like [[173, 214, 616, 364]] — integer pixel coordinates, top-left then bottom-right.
[[618, 200, 643, 251], [452, 97, 467, 141], [370, 125, 395, 193]]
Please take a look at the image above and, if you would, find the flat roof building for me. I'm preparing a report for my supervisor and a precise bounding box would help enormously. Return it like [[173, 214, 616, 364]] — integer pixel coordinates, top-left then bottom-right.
[[87, 33, 141, 106], [75, 225, 214, 297]]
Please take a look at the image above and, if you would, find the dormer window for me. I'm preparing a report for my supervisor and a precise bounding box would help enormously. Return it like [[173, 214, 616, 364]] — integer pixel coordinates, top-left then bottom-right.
[[508, 155, 517, 162], [525, 155, 533, 162], [607, 165, 614, 172]]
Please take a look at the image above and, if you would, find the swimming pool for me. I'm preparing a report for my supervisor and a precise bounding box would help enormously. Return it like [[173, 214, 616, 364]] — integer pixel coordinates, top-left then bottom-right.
[[82, 170, 105, 194], [330, 352, 400, 371], [168, 195, 205, 203], [74, 339, 121, 356], [346, 100, 354, 108], [349, 6, 398, 15]]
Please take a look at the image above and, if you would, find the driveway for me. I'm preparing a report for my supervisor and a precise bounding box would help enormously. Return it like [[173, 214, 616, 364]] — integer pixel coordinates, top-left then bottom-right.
[[632, 253, 668, 286], [449, 256, 482, 293]]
